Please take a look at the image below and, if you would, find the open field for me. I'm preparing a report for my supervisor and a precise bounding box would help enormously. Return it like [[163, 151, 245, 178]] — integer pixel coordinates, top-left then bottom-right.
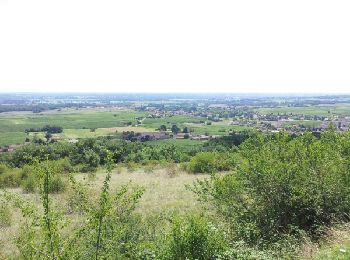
[[0, 168, 208, 259], [55, 126, 156, 139], [255, 103, 350, 117], [0, 108, 153, 146], [148, 138, 206, 150], [0, 108, 149, 133], [142, 115, 207, 129], [0, 132, 27, 146]]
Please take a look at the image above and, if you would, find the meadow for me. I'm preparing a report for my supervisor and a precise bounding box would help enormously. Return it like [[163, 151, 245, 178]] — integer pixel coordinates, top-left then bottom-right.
[[255, 103, 350, 116], [0, 168, 207, 259], [0, 108, 150, 146]]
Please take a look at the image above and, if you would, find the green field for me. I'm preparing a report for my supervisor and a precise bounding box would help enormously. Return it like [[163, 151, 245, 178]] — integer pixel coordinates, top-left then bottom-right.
[[255, 103, 350, 116], [0, 108, 149, 133], [149, 138, 206, 149], [0, 132, 27, 146], [0, 108, 151, 146], [142, 115, 206, 129]]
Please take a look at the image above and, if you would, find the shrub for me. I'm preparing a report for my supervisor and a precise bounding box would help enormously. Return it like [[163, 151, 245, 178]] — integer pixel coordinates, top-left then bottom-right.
[[0, 170, 21, 188], [126, 161, 138, 172], [187, 152, 218, 174], [1, 152, 150, 259], [0, 164, 8, 174], [0, 202, 11, 227], [19, 164, 35, 180], [48, 175, 67, 193], [162, 214, 228, 260], [193, 131, 350, 244], [21, 173, 37, 193]]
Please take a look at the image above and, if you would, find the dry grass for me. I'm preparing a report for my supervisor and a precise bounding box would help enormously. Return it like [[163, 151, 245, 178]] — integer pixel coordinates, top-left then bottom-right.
[[0, 168, 208, 259], [299, 224, 350, 259], [77, 167, 208, 215]]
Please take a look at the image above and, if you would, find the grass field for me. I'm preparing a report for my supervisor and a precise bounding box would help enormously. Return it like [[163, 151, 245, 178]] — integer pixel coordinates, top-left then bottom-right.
[[0, 132, 27, 146], [255, 103, 350, 117], [0, 108, 149, 133], [148, 139, 206, 149], [0, 168, 208, 258], [0, 108, 151, 146], [142, 115, 206, 129]]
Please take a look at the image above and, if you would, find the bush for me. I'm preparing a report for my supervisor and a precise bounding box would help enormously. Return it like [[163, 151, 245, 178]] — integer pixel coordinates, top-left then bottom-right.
[[48, 175, 67, 193], [0, 170, 21, 188], [0, 164, 8, 174], [19, 164, 35, 180], [126, 161, 138, 172], [21, 173, 37, 193], [162, 214, 228, 260], [187, 152, 217, 173], [193, 131, 350, 244], [0, 202, 11, 227]]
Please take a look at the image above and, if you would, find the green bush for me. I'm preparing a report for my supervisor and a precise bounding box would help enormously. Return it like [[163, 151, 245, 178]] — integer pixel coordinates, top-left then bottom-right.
[[163, 214, 228, 260], [19, 164, 36, 180], [48, 175, 67, 193], [0, 164, 8, 174], [193, 131, 350, 244], [21, 173, 37, 193], [0, 202, 11, 227], [0, 170, 21, 188], [187, 152, 234, 174], [187, 152, 217, 173]]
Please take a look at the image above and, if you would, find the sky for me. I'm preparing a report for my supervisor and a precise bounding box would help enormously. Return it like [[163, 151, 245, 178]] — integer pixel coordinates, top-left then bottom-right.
[[0, 0, 350, 93]]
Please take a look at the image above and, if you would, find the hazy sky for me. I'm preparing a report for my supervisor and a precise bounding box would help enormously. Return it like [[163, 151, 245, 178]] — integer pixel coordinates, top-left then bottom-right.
[[0, 0, 350, 93]]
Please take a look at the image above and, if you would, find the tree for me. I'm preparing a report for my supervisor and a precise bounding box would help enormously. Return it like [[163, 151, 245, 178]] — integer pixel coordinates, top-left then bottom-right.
[[159, 125, 167, 131], [45, 132, 52, 142], [171, 125, 180, 135]]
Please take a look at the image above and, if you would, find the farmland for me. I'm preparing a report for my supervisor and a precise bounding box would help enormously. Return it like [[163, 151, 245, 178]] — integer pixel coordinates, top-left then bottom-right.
[[2, 99, 350, 147]]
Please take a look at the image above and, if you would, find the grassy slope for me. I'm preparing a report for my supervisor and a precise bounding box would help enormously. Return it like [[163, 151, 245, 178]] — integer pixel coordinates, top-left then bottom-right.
[[0, 168, 208, 258], [303, 224, 350, 259]]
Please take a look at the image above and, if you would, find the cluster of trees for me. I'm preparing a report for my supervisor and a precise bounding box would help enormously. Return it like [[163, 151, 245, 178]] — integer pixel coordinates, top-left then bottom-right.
[[1, 137, 212, 172], [158, 124, 189, 134], [25, 125, 63, 134]]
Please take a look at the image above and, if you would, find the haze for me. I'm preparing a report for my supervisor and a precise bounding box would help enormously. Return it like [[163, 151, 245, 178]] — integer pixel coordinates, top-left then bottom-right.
[[0, 0, 350, 93]]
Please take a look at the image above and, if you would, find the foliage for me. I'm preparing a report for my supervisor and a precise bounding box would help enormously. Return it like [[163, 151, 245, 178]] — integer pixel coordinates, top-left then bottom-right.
[[1, 153, 150, 259], [193, 131, 350, 245], [161, 214, 229, 260], [0, 200, 12, 227], [0, 169, 21, 188], [187, 152, 234, 173]]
